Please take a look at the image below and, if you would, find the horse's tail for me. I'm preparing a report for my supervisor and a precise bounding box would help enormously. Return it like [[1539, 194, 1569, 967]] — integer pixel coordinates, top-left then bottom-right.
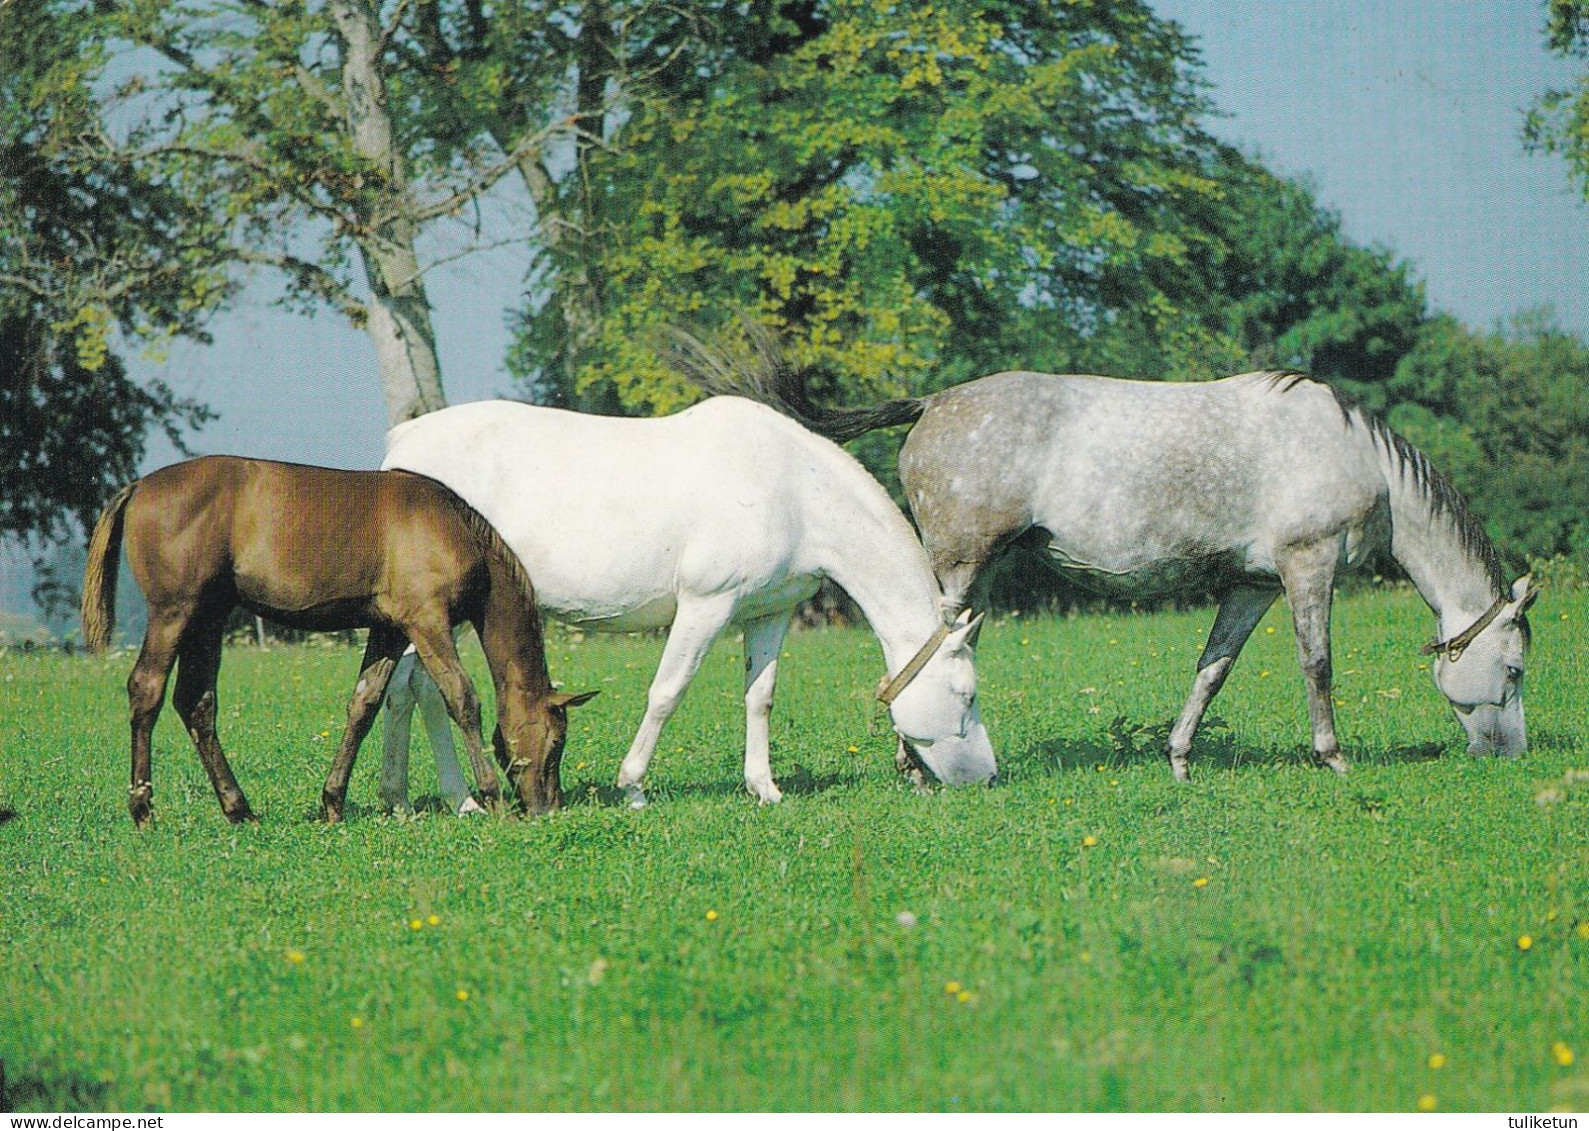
[[659, 322, 926, 443], [81, 481, 138, 653]]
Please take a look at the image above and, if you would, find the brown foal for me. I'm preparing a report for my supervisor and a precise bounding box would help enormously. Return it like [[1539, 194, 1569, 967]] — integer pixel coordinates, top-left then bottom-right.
[[81, 456, 595, 826]]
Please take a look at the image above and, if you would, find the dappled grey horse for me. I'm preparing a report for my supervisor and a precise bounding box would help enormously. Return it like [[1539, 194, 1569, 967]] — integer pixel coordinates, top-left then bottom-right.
[[684, 359, 1536, 780]]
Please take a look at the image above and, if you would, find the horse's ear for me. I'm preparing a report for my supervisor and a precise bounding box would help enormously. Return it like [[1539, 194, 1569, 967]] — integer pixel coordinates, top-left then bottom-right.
[[553, 690, 600, 709], [949, 609, 986, 650], [1512, 575, 1539, 612]]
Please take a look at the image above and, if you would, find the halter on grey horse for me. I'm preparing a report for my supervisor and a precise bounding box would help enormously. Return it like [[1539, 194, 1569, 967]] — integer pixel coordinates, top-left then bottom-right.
[[678, 346, 1535, 780]]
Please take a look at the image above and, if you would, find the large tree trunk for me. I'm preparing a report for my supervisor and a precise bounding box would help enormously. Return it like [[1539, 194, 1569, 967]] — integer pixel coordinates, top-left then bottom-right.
[[328, 0, 447, 426], [504, 2, 610, 407]]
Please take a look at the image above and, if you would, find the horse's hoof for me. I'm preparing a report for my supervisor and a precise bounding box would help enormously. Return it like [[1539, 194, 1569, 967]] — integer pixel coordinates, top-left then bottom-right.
[[624, 784, 647, 810], [1169, 757, 1191, 783], [747, 781, 783, 805], [456, 797, 486, 817], [1317, 753, 1350, 775]]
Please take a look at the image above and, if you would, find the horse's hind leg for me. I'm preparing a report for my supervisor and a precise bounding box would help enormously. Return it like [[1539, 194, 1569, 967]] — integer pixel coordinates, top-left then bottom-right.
[[378, 652, 419, 814], [415, 664, 478, 815], [173, 618, 256, 823], [323, 626, 407, 823], [125, 607, 188, 826], [1277, 540, 1350, 775], [742, 612, 792, 804], [406, 625, 501, 812], [1166, 585, 1279, 782], [933, 558, 990, 622]]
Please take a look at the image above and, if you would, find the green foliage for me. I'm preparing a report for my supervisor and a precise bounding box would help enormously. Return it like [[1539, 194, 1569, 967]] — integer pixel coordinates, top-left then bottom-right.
[[1526, 0, 1589, 202], [1191, 153, 1427, 388], [1387, 312, 1589, 566], [0, 2, 216, 546], [512, 2, 1430, 420], [3, 590, 1587, 1110], [520, 0, 1232, 413], [0, 319, 210, 544]]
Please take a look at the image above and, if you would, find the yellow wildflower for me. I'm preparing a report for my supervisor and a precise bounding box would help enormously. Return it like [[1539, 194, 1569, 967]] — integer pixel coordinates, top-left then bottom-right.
[[427, 914, 440, 927], [944, 981, 962, 995], [1427, 1053, 1446, 1070], [1081, 835, 1098, 848], [1192, 877, 1209, 888], [285, 949, 306, 964], [1518, 934, 1534, 951], [1417, 1094, 1437, 1112], [1553, 1042, 1575, 1067], [705, 909, 719, 922]]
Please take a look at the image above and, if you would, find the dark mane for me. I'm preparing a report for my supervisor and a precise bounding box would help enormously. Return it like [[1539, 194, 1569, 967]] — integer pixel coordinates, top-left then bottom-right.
[[1259, 370, 1505, 593], [448, 487, 542, 620], [399, 470, 542, 625], [1365, 417, 1507, 593]]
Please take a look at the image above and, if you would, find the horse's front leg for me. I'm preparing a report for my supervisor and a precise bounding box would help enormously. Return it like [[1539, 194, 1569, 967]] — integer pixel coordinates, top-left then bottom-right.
[[1277, 541, 1350, 775], [742, 612, 792, 804], [616, 595, 736, 809], [323, 627, 407, 822], [1166, 585, 1279, 782]]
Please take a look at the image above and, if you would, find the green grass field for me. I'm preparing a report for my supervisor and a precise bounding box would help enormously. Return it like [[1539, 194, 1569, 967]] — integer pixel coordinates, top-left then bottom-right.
[[2, 586, 1586, 1112]]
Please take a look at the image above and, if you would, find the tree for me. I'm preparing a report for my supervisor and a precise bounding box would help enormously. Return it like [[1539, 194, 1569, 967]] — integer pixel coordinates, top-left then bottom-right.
[[1386, 312, 1589, 566], [1185, 151, 1427, 394], [1526, 0, 1589, 203], [1, 1, 214, 548], [58, 0, 619, 427], [515, 0, 1233, 414], [513, 0, 1430, 424]]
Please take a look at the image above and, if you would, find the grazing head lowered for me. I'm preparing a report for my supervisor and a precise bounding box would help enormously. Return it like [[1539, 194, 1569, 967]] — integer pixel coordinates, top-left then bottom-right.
[[1428, 575, 1536, 758], [881, 609, 996, 786]]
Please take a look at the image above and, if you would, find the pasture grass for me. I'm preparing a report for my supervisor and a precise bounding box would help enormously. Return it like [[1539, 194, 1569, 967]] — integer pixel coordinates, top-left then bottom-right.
[[1, 586, 1586, 1112]]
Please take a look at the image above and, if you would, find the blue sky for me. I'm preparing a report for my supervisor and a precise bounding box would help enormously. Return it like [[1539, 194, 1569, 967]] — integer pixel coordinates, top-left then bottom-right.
[[3, 1, 1587, 615], [1156, 0, 1586, 339]]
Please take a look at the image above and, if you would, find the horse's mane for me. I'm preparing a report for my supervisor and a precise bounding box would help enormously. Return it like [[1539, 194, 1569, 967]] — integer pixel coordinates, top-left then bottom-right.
[[1256, 369, 1506, 593], [424, 479, 543, 625]]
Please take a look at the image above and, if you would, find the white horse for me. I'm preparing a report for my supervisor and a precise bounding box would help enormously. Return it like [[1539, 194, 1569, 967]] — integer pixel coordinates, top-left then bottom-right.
[[378, 397, 997, 808]]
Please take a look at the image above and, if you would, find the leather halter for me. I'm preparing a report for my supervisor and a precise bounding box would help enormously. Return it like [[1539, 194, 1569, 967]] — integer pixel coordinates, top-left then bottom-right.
[[875, 622, 953, 706], [1421, 593, 1509, 663]]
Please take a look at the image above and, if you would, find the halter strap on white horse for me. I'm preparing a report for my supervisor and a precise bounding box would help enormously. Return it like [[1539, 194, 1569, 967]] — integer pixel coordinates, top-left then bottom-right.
[[875, 622, 953, 706], [1421, 592, 1510, 662]]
